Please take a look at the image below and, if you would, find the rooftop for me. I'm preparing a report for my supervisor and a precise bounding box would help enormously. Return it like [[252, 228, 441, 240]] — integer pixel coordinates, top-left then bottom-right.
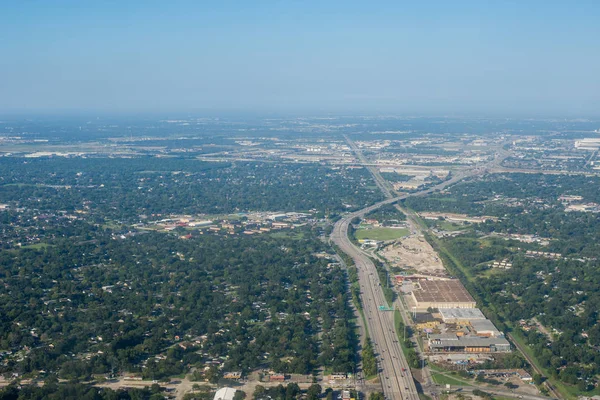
[[413, 280, 475, 304], [429, 336, 510, 348], [429, 333, 459, 341], [470, 319, 501, 335], [214, 387, 237, 400], [439, 308, 486, 321]]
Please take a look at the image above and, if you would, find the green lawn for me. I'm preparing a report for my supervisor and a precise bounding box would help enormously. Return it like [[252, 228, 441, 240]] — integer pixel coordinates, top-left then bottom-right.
[[427, 197, 457, 202], [437, 221, 468, 231], [269, 231, 304, 240], [479, 267, 505, 278], [431, 372, 471, 387], [393, 310, 412, 357], [355, 227, 409, 241], [17, 243, 54, 250]]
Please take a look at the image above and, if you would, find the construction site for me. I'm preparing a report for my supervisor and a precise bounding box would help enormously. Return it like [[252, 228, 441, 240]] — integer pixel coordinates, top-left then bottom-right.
[[379, 234, 447, 277]]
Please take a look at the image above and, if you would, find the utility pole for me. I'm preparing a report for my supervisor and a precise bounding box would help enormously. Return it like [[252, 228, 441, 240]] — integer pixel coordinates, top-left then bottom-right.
[[386, 270, 388, 288]]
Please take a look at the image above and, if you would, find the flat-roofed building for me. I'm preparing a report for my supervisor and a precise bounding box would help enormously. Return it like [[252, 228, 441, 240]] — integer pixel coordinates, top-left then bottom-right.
[[516, 369, 533, 381], [330, 372, 348, 380], [429, 335, 510, 353], [412, 280, 476, 310], [429, 333, 460, 341], [439, 308, 486, 323], [269, 374, 286, 382], [214, 387, 237, 400], [575, 138, 600, 150], [470, 319, 502, 337]]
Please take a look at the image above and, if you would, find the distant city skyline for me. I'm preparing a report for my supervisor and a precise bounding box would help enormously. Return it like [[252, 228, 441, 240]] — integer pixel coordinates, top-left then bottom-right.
[[1, 0, 599, 116]]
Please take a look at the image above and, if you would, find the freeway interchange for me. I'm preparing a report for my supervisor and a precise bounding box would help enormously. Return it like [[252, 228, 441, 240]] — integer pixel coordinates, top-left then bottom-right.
[[329, 143, 509, 400]]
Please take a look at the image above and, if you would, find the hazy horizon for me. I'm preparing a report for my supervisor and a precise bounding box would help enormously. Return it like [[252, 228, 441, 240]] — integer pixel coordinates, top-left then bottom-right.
[[1, 1, 599, 116]]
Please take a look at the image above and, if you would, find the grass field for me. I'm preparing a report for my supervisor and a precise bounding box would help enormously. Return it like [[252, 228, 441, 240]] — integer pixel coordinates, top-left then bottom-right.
[[269, 231, 305, 240], [393, 310, 412, 357], [436, 221, 468, 231], [479, 267, 505, 278], [17, 243, 53, 250], [428, 197, 457, 202], [355, 227, 409, 241], [431, 372, 471, 387]]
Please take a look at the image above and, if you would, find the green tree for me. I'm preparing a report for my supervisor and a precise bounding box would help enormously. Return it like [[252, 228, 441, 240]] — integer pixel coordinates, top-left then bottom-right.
[[233, 390, 247, 400], [369, 392, 385, 400], [306, 384, 322, 400], [362, 339, 377, 377]]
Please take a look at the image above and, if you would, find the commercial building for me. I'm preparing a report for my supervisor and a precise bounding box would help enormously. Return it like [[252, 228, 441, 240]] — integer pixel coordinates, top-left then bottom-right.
[[330, 373, 348, 380], [470, 319, 502, 337], [412, 280, 476, 310], [575, 138, 600, 150], [269, 374, 286, 382], [214, 387, 237, 400], [428, 334, 510, 353], [439, 308, 486, 323], [418, 212, 498, 223], [223, 372, 242, 380]]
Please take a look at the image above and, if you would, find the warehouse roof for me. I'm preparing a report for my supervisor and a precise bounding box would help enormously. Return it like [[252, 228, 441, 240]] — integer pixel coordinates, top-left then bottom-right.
[[214, 387, 237, 400], [429, 337, 510, 348], [413, 280, 475, 304], [429, 333, 459, 341], [470, 319, 501, 335], [439, 308, 486, 321]]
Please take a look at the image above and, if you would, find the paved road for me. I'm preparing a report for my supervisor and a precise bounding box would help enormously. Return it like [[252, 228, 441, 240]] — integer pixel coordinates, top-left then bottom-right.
[[332, 213, 419, 400], [344, 135, 394, 199], [330, 143, 515, 400], [329, 173, 473, 400]]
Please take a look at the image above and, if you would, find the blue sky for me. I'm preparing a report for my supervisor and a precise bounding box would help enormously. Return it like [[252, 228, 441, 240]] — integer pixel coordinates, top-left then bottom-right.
[[1, 0, 599, 116]]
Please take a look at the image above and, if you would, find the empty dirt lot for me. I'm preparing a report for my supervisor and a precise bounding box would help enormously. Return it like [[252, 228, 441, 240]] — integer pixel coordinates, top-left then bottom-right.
[[379, 234, 447, 276]]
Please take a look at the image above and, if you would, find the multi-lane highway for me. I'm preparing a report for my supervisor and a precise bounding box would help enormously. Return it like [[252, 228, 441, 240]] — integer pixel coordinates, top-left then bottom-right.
[[330, 179, 471, 400], [332, 209, 419, 400], [331, 143, 513, 399], [343, 135, 394, 199]]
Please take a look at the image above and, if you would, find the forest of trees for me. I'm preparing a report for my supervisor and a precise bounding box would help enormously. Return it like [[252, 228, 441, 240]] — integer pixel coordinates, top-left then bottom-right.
[[361, 339, 377, 377], [252, 383, 323, 400], [0, 381, 165, 400]]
